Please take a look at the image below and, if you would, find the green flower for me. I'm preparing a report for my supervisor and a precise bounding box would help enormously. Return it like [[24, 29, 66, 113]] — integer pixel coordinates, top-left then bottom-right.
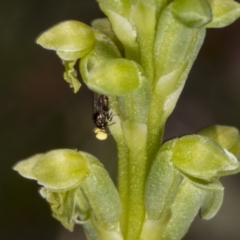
[[14, 149, 122, 239], [143, 130, 240, 240]]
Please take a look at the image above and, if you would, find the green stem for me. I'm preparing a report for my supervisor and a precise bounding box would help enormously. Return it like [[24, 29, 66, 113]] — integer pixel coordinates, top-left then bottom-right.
[[116, 139, 129, 237], [146, 96, 166, 168], [113, 128, 148, 240], [117, 120, 148, 240], [108, 97, 130, 236], [126, 147, 148, 240]]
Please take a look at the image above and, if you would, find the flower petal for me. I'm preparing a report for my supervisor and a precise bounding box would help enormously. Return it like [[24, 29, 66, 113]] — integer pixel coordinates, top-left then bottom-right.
[[172, 0, 212, 28], [207, 0, 240, 28], [36, 20, 95, 53], [63, 60, 81, 93], [165, 135, 239, 180], [198, 125, 240, 158], [14, 149, 90, 190]]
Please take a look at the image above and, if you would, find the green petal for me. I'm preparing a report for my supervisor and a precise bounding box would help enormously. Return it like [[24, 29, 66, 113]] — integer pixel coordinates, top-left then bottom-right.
[[198, 125, 240, 158], [91, 18, 114, 36], [14, 149, 90, 190], [63, 60, 81, 93], [100, 8, 140, 60], [153, 3, 206, 104], [168, 135, 239, 180], [97, 0, 128, 16], [40, 187, 79, 231], [85, 58, 140, 96], [162, 179, 207, 240], [200, 185, 224, 219], [207, 0, 240, 28], [36, 21, 95, 54], [144, 150, 182, 220], [13, 154, 43, 180], [172, 0, 212, 28], [57, 50, 90, 61], [79, 33, 121, 88], [91, 18, 123, 52], [80, 161, 121, 231], [186, 178, 224, 219]]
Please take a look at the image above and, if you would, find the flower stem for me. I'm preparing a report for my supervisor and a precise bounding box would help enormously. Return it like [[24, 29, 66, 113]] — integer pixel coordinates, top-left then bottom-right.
[[126, 147, 148, 240], [115, 120, 148, 239], [116, 140, 129, 237]]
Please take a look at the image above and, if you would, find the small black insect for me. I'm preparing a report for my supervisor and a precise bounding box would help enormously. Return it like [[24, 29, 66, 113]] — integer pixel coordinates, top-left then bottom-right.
[[93, 94, 113, 140]]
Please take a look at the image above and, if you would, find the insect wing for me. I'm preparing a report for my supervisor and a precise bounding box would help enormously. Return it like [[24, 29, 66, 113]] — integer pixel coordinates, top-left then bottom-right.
[[93, 93, 103, 113], [101, 95, 110, 112]]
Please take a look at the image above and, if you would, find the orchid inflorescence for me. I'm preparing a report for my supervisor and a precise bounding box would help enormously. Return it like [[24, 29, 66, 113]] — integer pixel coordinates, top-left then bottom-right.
[[14, 1, 240, 239]]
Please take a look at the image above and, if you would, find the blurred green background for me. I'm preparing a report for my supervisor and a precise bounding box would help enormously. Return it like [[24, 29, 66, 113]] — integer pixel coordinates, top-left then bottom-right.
[[1, 0, 240, 239]]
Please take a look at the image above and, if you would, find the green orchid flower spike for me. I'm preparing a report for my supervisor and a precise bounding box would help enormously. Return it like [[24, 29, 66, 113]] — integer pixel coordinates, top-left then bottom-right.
[[14, 0, 240, 240]]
